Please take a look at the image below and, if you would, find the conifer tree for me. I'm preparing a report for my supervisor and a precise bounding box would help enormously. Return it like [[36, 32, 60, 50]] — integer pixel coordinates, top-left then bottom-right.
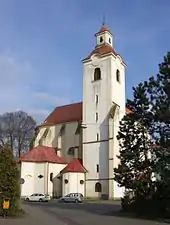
[[145, 52, 170, 212], [0, 144, 20, 215], [146, 52, 170, 147], [114, 83, 154, 198], [114, 52, 170, 215]]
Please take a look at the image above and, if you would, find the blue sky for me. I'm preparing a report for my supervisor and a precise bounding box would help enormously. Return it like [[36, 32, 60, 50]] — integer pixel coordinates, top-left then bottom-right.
[[0, 0, 169, 122]]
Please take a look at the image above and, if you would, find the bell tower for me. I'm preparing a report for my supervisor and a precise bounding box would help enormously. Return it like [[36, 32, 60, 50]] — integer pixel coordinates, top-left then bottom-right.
[[95, 22, 113, 47], [82, 22, 126, 199]]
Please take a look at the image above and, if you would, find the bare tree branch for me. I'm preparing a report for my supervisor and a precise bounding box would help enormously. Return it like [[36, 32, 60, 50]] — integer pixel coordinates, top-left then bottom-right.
[[0, 111, 36, 157]]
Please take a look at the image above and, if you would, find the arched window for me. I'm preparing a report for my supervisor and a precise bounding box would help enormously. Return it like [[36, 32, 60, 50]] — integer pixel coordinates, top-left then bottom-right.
[[100, 36, 103, 43], [94, 68, 101, 81], [116, 69, 120, 82], [95, 182, 102, 192]]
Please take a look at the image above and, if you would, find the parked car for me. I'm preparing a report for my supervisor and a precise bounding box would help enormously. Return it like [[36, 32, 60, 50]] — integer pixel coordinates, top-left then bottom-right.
[[59, 193, 83, 203], [25, 193, 51, 202]]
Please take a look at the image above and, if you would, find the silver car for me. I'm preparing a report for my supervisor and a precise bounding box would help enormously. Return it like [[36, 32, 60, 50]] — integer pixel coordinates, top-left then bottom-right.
[[59, 193, 83, 203], [25, 193, 51, 202]]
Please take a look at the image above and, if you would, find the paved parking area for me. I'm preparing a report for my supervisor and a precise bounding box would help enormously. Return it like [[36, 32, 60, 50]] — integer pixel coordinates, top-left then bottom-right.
[[21, 201, 169, 225]]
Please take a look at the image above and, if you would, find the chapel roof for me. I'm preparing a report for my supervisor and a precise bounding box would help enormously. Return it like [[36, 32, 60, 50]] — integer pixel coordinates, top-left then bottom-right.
[[61, 158, 86, 174], [18, 145, 66, 164], [38, 102, 131, 128]]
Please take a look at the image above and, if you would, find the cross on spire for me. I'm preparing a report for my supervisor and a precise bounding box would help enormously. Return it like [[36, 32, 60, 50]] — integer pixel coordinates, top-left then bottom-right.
[[102, 15, 106, 25]]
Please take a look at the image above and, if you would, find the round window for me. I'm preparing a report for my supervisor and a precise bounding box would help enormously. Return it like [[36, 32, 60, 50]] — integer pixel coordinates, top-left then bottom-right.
[[64, 179, 68, 184], [80, 180, 84, 184]]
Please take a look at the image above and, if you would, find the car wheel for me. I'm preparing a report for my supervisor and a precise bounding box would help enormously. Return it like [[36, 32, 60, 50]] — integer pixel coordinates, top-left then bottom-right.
[[26, 198, 29, 201], [75, 199, 78, 203], [39, 198, 43, 202]]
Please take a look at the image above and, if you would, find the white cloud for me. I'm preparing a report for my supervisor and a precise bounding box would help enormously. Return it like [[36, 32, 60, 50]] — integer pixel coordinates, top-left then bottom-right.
[[0, 53, 71, 123]]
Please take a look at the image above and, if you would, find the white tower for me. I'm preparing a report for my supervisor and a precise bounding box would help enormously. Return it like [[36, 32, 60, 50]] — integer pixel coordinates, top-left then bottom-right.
[[82, 23, 126, 199]]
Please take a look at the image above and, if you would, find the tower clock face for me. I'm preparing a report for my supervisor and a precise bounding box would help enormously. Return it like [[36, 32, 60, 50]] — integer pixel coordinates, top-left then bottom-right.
[[91, 55, 99, 67]]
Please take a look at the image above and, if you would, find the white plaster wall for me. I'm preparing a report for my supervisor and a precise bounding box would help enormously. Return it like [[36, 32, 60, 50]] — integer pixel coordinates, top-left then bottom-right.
[[111, 57, 125, 199], [48, 163, 67, 197], [62, 172, 85, 196], [34, 122, 82, 162], [20, 162, 47, 197], [61, 122, 80, 161], [43, 126, 56, 147], [111, 56, 125, 117], [20, 162, 35, 196], [82, 51, 126, 198], [34, 127, 46, 147], [82, 56, 112, 197], [34, 163, 46, 194], [34, 126, 57, 147], [82, 56, 112, 143], [83, 141, 109, 197]]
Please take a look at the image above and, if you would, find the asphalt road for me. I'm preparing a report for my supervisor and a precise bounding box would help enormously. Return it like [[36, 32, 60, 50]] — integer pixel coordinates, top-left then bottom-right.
[[21, 200, 168, 225]]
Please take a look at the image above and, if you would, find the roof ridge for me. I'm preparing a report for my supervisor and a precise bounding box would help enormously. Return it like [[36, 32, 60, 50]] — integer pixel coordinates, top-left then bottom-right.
[[61, 158, 86, 174], [54, 101, 82, 109], [18, 145, 66, 164]]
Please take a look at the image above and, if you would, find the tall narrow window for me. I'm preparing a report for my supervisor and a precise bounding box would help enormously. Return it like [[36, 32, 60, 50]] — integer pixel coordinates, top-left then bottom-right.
[[100, 36, 103, 43], [96, 133, 99, 141], [94, 68, 101, 81], [96, 164, 99, 173], [95, 112, 98, 122], [58, 135, 62, 149], [42, 128, 49, 139], [39, 139, 43, 146], [58, 124, 65, 149], [95, 94, 98, 104], [75, 122, 81, 135], [60, 124, 66, 135], [50, 173, 53, 182], [116, 69, 120, 82]]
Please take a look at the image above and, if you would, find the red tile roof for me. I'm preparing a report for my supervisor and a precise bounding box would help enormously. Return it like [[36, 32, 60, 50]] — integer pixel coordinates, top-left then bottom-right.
[[38, 102, 131, 128], [61, 158, 86, 174], [19, 146, 66, 164], [95, 23, 112, 36], [83, 43, 125, 65], [38, 102, 82, 128]]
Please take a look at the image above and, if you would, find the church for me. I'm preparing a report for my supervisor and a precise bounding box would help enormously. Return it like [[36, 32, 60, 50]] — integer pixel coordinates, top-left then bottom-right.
[[19, 22, 131, 199]]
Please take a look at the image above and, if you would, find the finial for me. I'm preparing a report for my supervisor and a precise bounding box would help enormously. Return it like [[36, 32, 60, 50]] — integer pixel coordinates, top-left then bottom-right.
[[102, 15, 106, 26]]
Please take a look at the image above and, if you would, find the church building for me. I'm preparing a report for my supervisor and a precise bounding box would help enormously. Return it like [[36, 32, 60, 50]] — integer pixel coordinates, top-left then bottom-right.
[[19, 22, 131, 199]]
